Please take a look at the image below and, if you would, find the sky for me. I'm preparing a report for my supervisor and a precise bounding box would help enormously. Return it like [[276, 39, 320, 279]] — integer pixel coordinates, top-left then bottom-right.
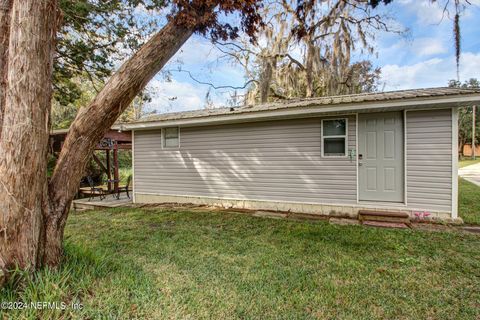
[[142, 0, 480, 115]]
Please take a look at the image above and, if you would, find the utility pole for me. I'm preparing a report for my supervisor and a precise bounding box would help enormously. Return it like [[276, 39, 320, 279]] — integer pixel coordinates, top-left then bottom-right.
[[473, 105, 476, 160]]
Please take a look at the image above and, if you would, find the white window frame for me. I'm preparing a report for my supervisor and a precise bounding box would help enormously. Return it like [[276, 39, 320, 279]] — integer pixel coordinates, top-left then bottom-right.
[[162, 126, 180, 149], [321, 118, 348, 157]]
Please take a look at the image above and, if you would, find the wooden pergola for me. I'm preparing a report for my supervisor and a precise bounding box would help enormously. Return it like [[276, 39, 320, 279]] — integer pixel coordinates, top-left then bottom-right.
[[50, 127, 132, 194]]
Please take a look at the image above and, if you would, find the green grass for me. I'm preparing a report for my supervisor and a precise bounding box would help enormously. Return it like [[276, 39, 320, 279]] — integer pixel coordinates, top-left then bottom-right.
[[2, 208, 480, 319], [459, 178, 480, 225], [459, 158, 480, 168]]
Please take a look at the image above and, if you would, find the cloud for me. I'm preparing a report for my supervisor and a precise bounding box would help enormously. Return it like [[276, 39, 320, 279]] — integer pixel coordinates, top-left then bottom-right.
[[165, 36, 247, 89], [145, 78, 205, 114], [144, 78, 234, 114], [380, 52, 480, 90], [412, 37, 448, 56], [168, 36, 223, 68], [398, 0, 449, 26], [379, 37, 447, 61]]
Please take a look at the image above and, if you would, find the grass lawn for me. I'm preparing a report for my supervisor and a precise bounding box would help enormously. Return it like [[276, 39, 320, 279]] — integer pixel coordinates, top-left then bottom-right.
[[1, 207, 480, 319], [459, 177, 480, 225], [459, 158, 480, 168]]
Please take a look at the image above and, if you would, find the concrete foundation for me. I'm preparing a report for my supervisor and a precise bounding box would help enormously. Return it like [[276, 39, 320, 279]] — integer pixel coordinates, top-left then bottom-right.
[[134, 193, 458, 223]]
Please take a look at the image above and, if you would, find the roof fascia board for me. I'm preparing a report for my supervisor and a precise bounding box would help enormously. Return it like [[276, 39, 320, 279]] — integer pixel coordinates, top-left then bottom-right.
[[124, 94, 480, 130]]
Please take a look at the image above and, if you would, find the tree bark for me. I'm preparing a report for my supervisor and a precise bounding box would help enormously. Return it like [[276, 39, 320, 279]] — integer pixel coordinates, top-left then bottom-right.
[[0, 1, 207, 277], [45, 20, 194, 266], [305, 40, 315, 98], [259, 57, 274, 103], [0, 0, 13, 137], [0, 0, 58, 278]]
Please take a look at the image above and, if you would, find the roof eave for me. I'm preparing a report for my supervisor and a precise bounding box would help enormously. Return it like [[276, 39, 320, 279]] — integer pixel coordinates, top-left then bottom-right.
[[124, 93, 480, 130]]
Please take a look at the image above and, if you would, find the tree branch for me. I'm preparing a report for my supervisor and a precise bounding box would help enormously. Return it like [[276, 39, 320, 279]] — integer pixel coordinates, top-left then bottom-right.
[[168, 68, 258, 90], [48, 20, 196, 246]]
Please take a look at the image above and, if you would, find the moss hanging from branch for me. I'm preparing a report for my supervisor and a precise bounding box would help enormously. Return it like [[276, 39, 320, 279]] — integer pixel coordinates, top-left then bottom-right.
[[454, 10, 461, 80]]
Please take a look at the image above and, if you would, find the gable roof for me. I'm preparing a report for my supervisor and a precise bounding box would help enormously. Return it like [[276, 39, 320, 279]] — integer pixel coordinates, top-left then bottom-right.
[[122, 87, 480, 130]]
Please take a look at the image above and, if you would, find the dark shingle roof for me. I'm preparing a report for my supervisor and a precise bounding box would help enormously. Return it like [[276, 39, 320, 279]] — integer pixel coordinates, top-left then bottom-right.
[[130, 87, 480, 124]]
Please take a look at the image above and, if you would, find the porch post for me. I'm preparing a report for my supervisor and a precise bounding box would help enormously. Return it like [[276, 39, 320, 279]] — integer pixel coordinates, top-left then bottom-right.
[[106, 149, 112, 192], [113, 141, 119, 193]]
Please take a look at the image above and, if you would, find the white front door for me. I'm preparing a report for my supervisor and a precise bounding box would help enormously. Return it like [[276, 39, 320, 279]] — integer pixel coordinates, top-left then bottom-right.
[[358, 112, 404, 202]]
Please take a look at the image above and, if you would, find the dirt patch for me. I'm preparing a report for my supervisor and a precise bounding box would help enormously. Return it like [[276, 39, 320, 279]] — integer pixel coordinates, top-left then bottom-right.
[[410, 223, 457, 233], [462, 226, 480, 234], [133, 202, 479, 234]]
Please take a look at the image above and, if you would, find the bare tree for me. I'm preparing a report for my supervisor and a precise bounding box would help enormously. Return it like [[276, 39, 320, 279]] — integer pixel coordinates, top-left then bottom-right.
[[217, 0, 400, 103]]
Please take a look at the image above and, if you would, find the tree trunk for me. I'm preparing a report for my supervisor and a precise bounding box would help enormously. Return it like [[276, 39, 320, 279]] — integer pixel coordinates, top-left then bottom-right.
[[305, 41, 315, 98], [0, 0, 207, 278], [259, 57, 273, 103], [0, 0, 58, 279], [45, 20, 194, 266], [0, 0, 13, 136]]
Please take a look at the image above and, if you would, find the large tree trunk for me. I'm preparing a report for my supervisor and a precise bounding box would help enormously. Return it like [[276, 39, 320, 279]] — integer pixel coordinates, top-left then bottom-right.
[[0, 0, 208, 280], [0, 0, 58, 279], [259, 57, 274, 103], [45, 20, 194, 266], [0, 0, 13, 136], [305, 41, 315, 98]]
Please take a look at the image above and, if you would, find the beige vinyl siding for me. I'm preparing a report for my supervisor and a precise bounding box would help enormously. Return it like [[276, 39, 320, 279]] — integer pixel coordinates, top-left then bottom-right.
[[134, 116, 357, 205], [406, 109, 452, 212]]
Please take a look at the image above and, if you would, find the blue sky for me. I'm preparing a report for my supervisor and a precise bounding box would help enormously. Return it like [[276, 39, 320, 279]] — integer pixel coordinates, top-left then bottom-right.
[[143, 0, 480, 114]]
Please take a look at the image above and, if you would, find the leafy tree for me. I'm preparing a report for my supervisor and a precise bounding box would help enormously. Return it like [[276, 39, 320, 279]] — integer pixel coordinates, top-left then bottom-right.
[[0, 0, 473, 286], [51, 76, 98, 129], [0, 0, 264, 284], [50, 1, 166, 128], [54, 0, 163, 106], [449, 78, 480, 155]]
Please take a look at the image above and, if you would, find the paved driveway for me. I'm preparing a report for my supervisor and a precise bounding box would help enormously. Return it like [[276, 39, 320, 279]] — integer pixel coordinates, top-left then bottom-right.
[[459, 162, 480, 186]]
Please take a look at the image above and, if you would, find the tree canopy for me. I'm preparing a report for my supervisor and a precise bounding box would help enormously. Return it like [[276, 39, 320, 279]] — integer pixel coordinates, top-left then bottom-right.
[[52, 0, 264, 128], [211, 0, 396, 104], [56, 0, 161, 105], [449, 78, 480, 154], [0, 0, 266, 280], [0, 0, 476, 285]]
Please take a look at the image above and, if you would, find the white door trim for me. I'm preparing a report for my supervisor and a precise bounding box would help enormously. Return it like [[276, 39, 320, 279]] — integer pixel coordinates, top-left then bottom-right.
[[356, 113, 359, 203]]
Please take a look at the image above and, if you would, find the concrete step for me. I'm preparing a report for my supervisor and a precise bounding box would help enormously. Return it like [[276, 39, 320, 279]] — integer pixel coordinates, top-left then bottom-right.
[[73, 202, 95, 211], [358, 210, 411, 229]]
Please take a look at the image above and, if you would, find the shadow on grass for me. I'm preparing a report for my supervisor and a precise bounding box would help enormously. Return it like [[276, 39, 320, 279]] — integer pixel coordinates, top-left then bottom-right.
[[3, 207, 479, 319], [0, 241, 158, 319]]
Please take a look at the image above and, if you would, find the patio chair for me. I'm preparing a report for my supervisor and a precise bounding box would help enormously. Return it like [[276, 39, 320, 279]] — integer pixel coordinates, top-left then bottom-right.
[[116, 175, 132, 199], [86, 176, 106, 201]]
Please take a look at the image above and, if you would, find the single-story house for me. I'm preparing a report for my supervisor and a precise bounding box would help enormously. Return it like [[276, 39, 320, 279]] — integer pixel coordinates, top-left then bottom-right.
[[122, 87, 480, 222]]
